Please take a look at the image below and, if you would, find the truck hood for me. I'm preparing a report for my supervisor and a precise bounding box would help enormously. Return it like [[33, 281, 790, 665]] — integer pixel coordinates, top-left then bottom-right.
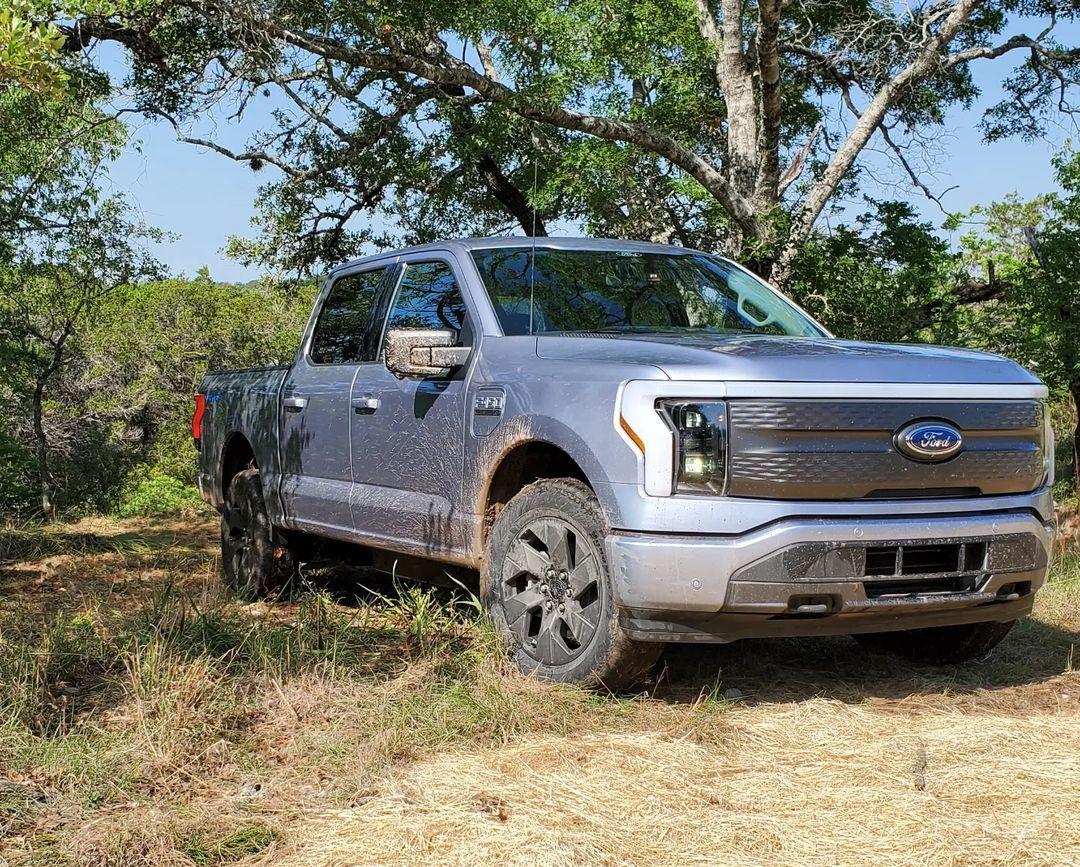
[[534, 333, 1041, 385]]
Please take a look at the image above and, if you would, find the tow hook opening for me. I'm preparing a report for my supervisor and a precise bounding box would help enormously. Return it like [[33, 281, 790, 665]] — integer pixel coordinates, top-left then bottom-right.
[[996, 581, 1032, 601], [787, 594, 837, 616]]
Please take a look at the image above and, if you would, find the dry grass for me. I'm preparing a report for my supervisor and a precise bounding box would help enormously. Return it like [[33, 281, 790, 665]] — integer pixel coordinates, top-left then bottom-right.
[[276, 711, 1079, 867], [1057, 497, 1080, 551], [0, 517, 1077, 867]]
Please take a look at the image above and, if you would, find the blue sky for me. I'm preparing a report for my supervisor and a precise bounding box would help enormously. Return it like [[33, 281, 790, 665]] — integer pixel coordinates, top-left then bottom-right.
[[100, 25, 1078, 284]]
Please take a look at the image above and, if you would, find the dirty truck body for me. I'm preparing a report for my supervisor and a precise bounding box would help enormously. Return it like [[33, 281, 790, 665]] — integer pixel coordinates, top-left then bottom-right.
[[195, 238, 1055, 687]]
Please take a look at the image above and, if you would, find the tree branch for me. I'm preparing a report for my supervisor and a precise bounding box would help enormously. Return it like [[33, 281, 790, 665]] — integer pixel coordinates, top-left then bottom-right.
[[145, 109, 313, 179], [777, 122, 822, 194], [59, 17, 165, 64], [220, 2, 758, 238], [776, 0, 988, 283]]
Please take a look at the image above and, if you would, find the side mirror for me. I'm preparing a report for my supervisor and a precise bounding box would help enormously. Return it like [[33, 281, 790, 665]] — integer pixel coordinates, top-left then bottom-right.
[[384, 328, 471, 379]]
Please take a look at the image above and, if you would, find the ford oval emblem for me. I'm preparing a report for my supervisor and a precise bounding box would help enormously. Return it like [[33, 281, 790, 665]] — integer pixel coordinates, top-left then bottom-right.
[[894, 420, 964, 462]]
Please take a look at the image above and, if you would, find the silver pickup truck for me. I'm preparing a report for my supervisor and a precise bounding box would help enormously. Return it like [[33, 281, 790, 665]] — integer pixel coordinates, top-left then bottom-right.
[[194, 237, 1055, 688]]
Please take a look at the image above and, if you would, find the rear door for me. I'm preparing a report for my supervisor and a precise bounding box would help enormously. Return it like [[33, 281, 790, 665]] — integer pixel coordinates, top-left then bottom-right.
[[348, 255, 476, 558], [279, 264, 390, 536]]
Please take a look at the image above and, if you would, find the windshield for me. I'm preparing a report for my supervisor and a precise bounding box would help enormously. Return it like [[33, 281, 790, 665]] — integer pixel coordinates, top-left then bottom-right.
[[470, 247, 827, 338]]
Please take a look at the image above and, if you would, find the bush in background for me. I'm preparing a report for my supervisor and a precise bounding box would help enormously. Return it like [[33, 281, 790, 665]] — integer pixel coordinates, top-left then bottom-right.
[[116, 465, 206, 517], [0, 272, 316, 517]]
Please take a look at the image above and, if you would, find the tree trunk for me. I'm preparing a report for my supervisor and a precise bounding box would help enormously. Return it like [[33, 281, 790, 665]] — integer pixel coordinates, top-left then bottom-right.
[[717, 0, 758, 200], [476, 153, 547, 236], [754, 0, 783, 212], [31, 375, 56, 520], [694, 0, 761, 256], [1071, 382, 1080, 492]]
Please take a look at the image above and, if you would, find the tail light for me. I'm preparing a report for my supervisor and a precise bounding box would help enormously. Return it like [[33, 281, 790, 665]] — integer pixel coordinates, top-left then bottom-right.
[[191, 392, 207, 449]]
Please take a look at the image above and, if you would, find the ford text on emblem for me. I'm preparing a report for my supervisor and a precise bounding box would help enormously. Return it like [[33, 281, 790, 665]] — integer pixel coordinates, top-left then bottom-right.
[[894, 420, 964, 462]]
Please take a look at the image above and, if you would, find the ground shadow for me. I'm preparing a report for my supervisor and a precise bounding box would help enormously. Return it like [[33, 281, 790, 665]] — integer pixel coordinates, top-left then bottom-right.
[[652, 616, 1078, 705], [304, 557, 1078, 704], [296, 557, 479, 615]]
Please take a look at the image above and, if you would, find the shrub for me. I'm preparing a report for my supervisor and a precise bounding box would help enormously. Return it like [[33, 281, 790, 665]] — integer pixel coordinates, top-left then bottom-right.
[[0, 422, 38, 515], [116, 466, 205, 517]]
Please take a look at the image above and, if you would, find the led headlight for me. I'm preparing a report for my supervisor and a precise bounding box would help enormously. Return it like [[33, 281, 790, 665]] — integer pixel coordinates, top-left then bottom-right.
[[1041, 400, 1055, 485], [657, 400, 728, 495]]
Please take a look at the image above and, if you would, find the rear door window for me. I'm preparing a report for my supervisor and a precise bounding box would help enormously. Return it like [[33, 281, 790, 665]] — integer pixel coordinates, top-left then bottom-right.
[[308, 268, 388, 364]]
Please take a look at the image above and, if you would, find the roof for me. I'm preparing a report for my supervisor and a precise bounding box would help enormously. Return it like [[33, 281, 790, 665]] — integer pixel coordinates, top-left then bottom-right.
[[330, 236, 702, 273]]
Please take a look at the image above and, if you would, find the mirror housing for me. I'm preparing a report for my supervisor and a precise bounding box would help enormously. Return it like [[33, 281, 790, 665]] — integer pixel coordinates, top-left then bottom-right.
[[384, 328, 471, 379]]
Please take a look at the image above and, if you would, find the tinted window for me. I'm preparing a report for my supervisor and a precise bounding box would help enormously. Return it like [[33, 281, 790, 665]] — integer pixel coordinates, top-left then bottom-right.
[[470, 248, 825, 338], [309, 268, 386, 364], [385, 261, 470, 344]]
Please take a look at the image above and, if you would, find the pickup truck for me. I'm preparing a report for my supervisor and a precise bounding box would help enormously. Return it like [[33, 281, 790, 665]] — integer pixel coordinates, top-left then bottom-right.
[[194, 237, 1055, 689]]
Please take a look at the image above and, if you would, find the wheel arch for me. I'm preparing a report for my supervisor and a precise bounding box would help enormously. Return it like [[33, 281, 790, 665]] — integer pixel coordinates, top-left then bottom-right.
[[479, 435, 606, 548], [220, 431, 257, 497]]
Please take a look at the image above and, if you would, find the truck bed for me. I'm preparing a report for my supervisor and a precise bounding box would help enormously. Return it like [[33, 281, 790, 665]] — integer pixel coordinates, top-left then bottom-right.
[[196, 365, 291, 513]]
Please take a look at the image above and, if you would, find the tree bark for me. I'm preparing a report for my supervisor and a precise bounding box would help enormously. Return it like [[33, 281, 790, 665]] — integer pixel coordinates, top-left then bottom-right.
[[754, 0, 783, 211], [694, 0, 761, 253], [697, 0, 758, 198], [1071, 382, 1080, 492]]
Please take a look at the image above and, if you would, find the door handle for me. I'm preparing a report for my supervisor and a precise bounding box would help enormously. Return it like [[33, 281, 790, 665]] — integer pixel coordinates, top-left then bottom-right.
[[353, 395, 380, 414], [283, 396, 307, 412]]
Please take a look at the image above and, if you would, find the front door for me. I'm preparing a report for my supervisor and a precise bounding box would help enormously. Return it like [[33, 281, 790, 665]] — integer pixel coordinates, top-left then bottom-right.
[[349, 256, 474, 558], [279, 265, 389, 536]]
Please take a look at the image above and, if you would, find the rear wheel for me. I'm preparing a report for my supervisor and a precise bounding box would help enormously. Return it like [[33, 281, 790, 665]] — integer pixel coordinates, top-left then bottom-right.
[[220, 468, 297, 599], [481, 478, 661, 690], [853, 619, 1016, 665]]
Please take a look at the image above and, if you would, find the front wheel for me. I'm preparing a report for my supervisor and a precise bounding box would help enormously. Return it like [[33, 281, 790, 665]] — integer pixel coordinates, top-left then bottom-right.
[[221, 468, 297, 599], [480, 478, 661, 691], [853, 619, 1016, 665]]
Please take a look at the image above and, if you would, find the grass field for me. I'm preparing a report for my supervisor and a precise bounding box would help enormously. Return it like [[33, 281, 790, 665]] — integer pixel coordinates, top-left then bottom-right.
[[1, 515, 1077, 866]]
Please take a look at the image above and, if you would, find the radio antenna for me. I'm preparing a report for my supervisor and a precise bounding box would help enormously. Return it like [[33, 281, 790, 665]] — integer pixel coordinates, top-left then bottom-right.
[[528, 144, 539, 335]]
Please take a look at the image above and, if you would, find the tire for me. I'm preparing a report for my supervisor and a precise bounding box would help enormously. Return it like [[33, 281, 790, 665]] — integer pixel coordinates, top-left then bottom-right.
[[220, 468, 297, 599], [480, 478, 661, 691], [853, 619, 1016, 665]]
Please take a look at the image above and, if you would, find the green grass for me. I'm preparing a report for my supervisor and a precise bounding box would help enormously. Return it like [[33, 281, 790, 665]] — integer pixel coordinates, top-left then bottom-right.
[[184, 825, 277, 866]]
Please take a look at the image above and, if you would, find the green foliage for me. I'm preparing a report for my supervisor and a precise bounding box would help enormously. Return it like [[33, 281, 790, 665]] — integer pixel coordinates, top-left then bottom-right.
[[0, 421, 37, 514], [0, 1, 69, 95], [787, 200, 960, 342], [116, 465, 205, 517], [84, 272, 316, 489], [57, 0, 1075, 273], [0, 250, 313, 515], [1050, 399, 1077, 499]]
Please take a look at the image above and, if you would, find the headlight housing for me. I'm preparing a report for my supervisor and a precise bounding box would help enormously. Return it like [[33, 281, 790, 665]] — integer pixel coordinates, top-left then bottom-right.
[[1041, 400, 1055, 486], [657, 400, 728, 495]]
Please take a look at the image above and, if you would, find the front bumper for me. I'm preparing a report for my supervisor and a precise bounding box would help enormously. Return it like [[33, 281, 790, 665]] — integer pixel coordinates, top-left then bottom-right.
[[606, 510, 1054, 643]]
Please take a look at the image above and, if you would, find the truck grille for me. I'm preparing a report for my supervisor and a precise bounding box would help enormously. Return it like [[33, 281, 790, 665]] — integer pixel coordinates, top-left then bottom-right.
[[727, 399, 1045, 500]]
